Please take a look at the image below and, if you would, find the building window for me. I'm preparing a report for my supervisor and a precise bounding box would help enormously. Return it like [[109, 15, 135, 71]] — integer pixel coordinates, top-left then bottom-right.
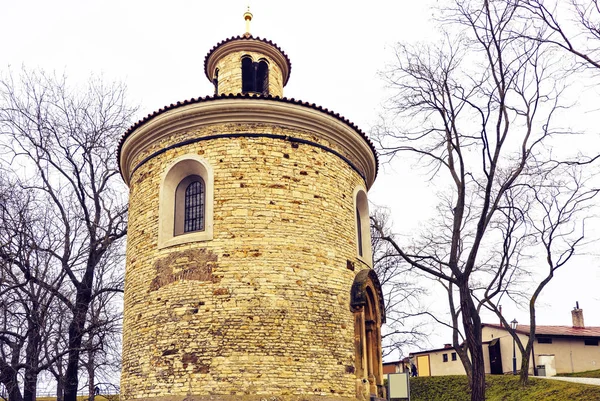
[[442, 354, 448, 363], [537, 337, 552, 344], [158, 155, 214, 249], [356, 207, 363, 257], [241, 56, 254, 93], [452, 352, 457, 361], [354, 188, 371, 264], [241, 56, 270, 95], [183, 178, 205, 233], [584, 338, 599, 346], [256, 60, 269, 94], [213, 68, 219, 95]]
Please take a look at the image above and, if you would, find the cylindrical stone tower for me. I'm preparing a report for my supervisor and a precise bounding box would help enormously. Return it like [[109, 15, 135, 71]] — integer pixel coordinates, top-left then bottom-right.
[[119, 14, 385, 401]]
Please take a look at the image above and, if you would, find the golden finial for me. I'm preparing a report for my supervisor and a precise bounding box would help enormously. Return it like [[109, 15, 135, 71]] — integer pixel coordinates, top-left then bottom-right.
[[243, 6, 253, 37]]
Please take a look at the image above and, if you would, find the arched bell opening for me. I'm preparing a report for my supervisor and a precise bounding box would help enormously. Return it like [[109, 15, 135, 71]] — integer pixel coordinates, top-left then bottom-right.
[[351, 269, 386, 400], [241, 56, 270, 95]]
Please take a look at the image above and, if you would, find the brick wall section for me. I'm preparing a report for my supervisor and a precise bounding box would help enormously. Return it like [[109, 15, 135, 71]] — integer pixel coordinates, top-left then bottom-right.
[[121, 122, 371, 400], [214, 50, 284, 97]]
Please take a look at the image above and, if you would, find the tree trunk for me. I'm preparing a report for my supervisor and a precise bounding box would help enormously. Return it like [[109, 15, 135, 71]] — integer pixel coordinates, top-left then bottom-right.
[[88, 350, 95, 401], [460, 284, 485, 401], [23, 319, 41, 401], [56, 373, 65, 401], [519, 350, 531, 385], [22, 370, 37, 401], [63, 282, 94, 401]]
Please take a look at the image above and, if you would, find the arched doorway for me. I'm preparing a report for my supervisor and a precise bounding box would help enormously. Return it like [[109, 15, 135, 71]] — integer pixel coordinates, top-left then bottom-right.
[[351, 269, 385, 400]]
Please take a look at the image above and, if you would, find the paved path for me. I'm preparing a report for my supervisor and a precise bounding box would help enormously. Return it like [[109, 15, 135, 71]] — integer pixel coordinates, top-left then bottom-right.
[[534, 376, 600, 386]]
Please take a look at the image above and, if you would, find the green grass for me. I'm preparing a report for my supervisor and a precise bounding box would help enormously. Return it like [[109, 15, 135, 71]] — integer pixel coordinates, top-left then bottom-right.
[[557, 368, 600, 378], [410, 375, 600, 401]]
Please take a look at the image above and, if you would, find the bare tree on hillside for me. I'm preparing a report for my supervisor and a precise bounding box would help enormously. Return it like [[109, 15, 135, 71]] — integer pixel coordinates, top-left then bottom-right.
[[0, 70, 135, 401], [372, 0, 597, 398]]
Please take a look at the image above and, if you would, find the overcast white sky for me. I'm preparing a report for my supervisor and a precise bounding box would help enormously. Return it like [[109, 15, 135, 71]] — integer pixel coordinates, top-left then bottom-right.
[[1, 0, 598, 356]]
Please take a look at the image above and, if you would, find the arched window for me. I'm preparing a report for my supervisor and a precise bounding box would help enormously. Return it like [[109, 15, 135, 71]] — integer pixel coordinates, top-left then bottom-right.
[[241, 56, 254, 93], [158, 156, 214, 249], [183, 178, 205, 233], [241, 56, 270, 95], [354, 188, 371, 264], [256, 60, 269, 94], [356, 207, 363, 257]]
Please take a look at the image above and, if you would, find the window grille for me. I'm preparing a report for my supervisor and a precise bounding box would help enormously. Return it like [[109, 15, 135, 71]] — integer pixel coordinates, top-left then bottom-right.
[[184, 179, 205, 232]]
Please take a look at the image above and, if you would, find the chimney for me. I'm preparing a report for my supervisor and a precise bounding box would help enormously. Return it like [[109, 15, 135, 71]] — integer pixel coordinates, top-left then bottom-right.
[[444, 343, 452, 349], [572, 301, 584, 328], [499, 305, 502, 325]]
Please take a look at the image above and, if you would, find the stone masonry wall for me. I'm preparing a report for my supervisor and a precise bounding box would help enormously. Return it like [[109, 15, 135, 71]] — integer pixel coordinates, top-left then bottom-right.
[[214, 50, 284, 97], [121, 121, 371, 401]]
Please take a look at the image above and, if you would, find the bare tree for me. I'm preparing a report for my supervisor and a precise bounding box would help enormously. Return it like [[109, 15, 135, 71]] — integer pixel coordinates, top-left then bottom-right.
[[0, 179, 69, 401], [481, 164, 598, 383], [370, 208, 429, 359], [372, 0, 596, 398], [519, 0, 600, 70], [0, 69, 135, 401]]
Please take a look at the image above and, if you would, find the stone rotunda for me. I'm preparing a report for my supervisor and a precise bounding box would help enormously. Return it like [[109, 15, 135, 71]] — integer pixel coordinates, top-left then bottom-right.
[[118, 10, 386, 401]]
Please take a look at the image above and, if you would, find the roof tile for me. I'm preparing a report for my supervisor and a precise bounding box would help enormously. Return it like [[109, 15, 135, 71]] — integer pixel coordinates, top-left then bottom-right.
[[483, 323, 600, 337]]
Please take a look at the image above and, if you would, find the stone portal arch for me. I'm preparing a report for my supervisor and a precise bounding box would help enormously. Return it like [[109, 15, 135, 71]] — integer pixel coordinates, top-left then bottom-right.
[[351, 269, 386, 400]]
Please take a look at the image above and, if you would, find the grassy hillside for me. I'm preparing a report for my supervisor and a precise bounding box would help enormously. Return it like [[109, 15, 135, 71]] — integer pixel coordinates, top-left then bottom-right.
[[410, 375, 600, 401], [36, 376, 600, 401], [557, 369, 600, 378]]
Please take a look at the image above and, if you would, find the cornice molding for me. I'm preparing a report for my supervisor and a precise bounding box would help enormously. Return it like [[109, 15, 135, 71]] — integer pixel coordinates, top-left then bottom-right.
[[120, 99, 377, 189]]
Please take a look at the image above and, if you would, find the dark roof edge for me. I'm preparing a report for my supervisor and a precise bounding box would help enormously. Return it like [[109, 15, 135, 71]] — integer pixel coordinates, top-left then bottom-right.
[[204, 35, 292, 85], [118, 93, 378, 178]]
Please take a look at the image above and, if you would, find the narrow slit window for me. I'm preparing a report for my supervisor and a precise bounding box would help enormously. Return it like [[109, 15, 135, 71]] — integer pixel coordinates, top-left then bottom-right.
[[213, 68, 219, 95], [184, 179, 205, 233], [356, 207, 363, 257], [256, 60, 269, 94]]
